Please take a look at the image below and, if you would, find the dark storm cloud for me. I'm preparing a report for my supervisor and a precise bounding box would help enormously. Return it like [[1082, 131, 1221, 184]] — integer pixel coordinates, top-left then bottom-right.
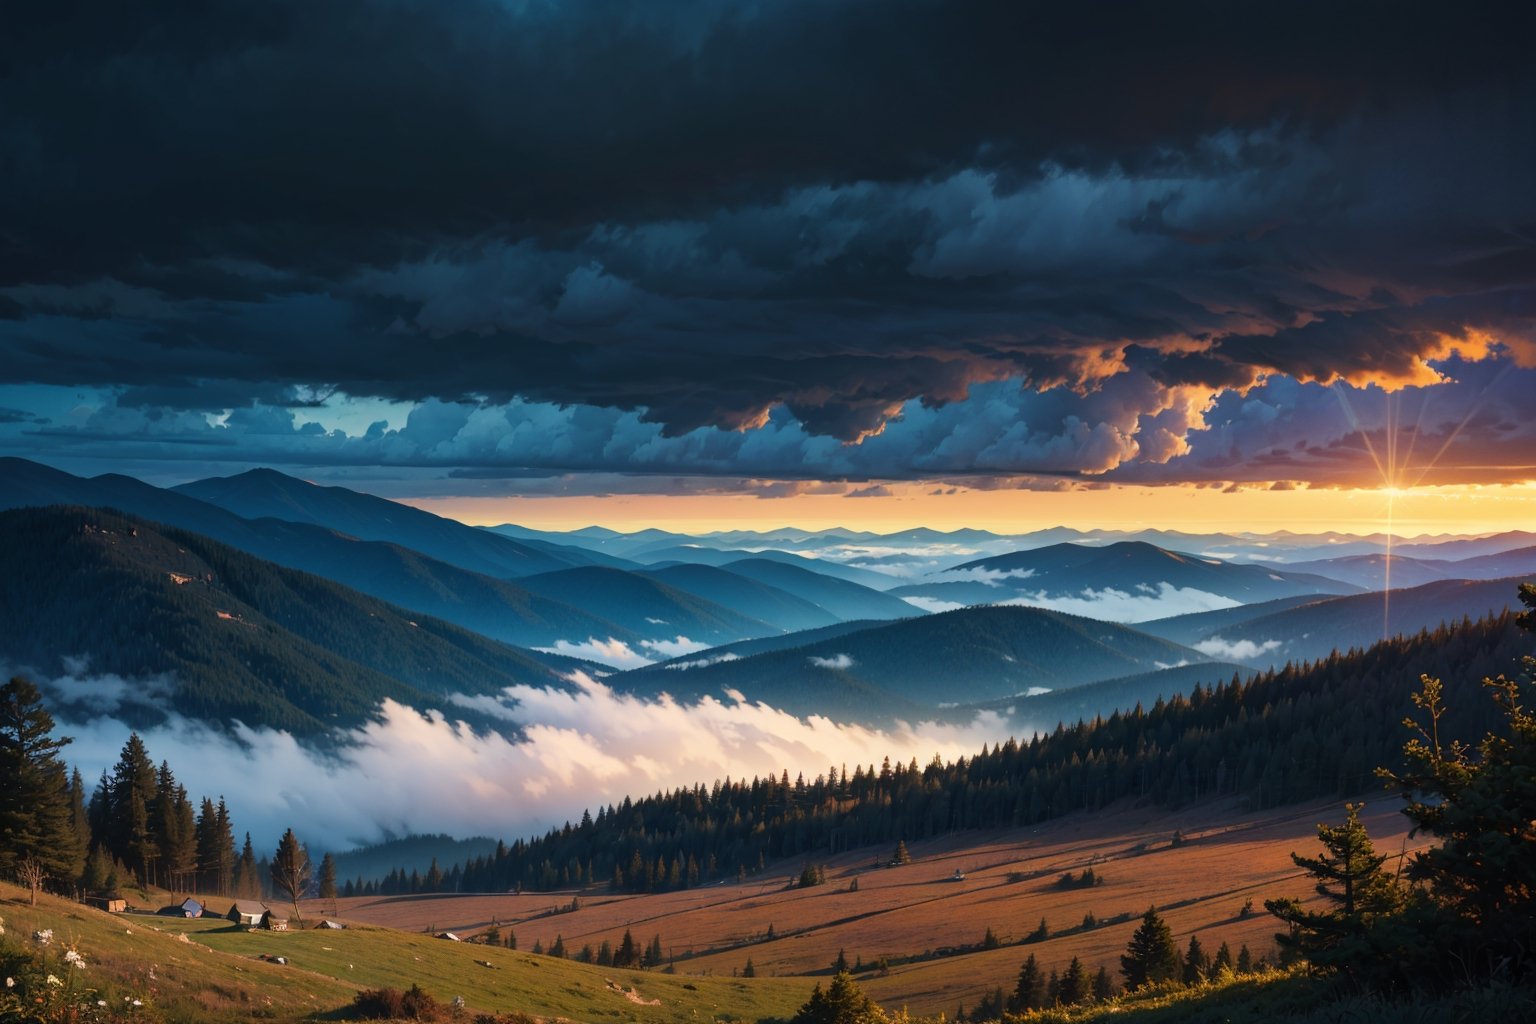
[[1, 0, 1534, 473]]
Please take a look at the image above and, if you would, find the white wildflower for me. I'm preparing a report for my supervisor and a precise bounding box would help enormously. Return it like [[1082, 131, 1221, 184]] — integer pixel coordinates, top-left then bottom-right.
[[46, 974, 62, 987], [63, 948, 87, 968], [5, 977, 14, 988], [32, 929, 53, 946]]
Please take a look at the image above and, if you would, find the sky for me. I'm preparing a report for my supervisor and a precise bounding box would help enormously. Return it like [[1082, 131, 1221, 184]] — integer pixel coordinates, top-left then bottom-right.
[[4, 0, 1535, 535]]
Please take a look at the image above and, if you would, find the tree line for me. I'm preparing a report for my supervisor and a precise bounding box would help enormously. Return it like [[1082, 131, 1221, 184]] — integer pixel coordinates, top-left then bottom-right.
[[405, 610, 1526, 894], [0, 677, 298, 908]]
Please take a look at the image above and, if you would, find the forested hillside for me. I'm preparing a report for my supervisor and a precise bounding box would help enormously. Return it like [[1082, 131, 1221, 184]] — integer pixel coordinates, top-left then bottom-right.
[[0, 457, 656, 649], [615, 605, 1213, 716], [173, 466, 616, 576], [0, 506, 585, 735], [888, 541, 1361, 609], [1162, 576, 1524, 667], [411, 609, 1529, 896]]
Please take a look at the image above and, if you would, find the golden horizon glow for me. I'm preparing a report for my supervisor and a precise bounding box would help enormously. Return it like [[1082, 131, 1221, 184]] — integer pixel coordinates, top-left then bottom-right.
[[397, 481, 1536, 538]]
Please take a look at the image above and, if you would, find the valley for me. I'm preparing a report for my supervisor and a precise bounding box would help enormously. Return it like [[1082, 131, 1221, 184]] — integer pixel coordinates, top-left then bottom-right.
[[2, 459, 1533, 1024], [0, 796, 1421, 1022], [320, 797, 1417, 1014]]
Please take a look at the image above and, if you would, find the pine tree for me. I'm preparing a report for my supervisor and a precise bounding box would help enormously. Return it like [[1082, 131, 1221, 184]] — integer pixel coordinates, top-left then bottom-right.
[[149, 762, 177, 888], [270, 827, 312, 924], [1058, 957, 1090, 1005], [195, 796, 236, 895], [792, 971, 886, 1024], [616, 928, 639, 968], [742, 957, 757, 978], [1010, 953, 1045, 1012], [159, 783, 196, 893], [549, 935, 566, 958], [107, 734, 156, 882], [1092, 966, 1113, 1001], [646, 934, 665, 968], [1181, 934, 1209, 986], [86, 770, 111, 855], [1120, 906, 1180, 990], [319, 852, 338, 900], [1236, 945, 1253, 974], [0, 678, 81, 901], [1211, 941, 1233, 980], [66, 767, 91, 885], [127, 787, 153, 889], [235, 832, 262, 898], [213, 798, 236, 894], [1265, 803, 1398, 969], [1379, 629, 1536, 975], [889, 840, 910, 866]]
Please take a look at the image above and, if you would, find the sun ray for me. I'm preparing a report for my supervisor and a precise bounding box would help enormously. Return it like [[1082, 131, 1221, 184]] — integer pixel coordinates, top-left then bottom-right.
[[1406, 360, 1514, 490], [1331, 383, 1389, 484]]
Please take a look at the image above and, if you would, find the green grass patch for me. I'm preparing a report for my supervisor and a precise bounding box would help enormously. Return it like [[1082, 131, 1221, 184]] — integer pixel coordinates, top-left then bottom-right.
[[4, 883, 811, 1023]]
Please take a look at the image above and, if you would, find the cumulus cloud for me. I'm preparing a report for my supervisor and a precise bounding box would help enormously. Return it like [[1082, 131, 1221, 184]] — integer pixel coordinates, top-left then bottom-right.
[[53, 670, 1018, 850], [1192, 637, 1284, 661], [1, 0, 1532, 487], [534, 637, 653, 670], [1002, 584, 1241, 623], [638, 636, 710, 659], [30, 656, 176, 716], [808, 653, 855, 670]]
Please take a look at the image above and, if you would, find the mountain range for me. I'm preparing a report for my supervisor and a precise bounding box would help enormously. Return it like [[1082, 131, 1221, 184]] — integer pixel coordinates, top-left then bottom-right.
[[885, 540, 1363, 614], [1139, 576, 1528, 668], [613, 604, 1215, 720], [3, 456, 1533, 742], [0, 505, 587, 737]]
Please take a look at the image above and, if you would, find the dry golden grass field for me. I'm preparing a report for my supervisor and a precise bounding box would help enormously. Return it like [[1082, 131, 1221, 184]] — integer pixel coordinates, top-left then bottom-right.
[[313, 795, 1420, 1016]]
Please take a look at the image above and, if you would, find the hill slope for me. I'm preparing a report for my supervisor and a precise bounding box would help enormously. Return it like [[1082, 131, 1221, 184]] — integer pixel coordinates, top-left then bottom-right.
[[1135, 594, 1336, 646], [1283, 545, 1536, 589], [175, 467, 624, 576], [0, 506, 587, 736], [720, 557, 919, 620], [513, 566, 779, 645], [616, 605, 1213, 718], [1, 881, 807, 1024], [644, 619, 896, 667], [889, 541, 1361, 615], [0, 458, 641, 649], [1168, 575, 1529, 668], [641, 563, 843, 633]]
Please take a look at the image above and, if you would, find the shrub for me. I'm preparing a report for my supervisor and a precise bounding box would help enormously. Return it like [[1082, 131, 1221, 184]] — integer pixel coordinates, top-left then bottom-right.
[[352, 983, 443, 1021]]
